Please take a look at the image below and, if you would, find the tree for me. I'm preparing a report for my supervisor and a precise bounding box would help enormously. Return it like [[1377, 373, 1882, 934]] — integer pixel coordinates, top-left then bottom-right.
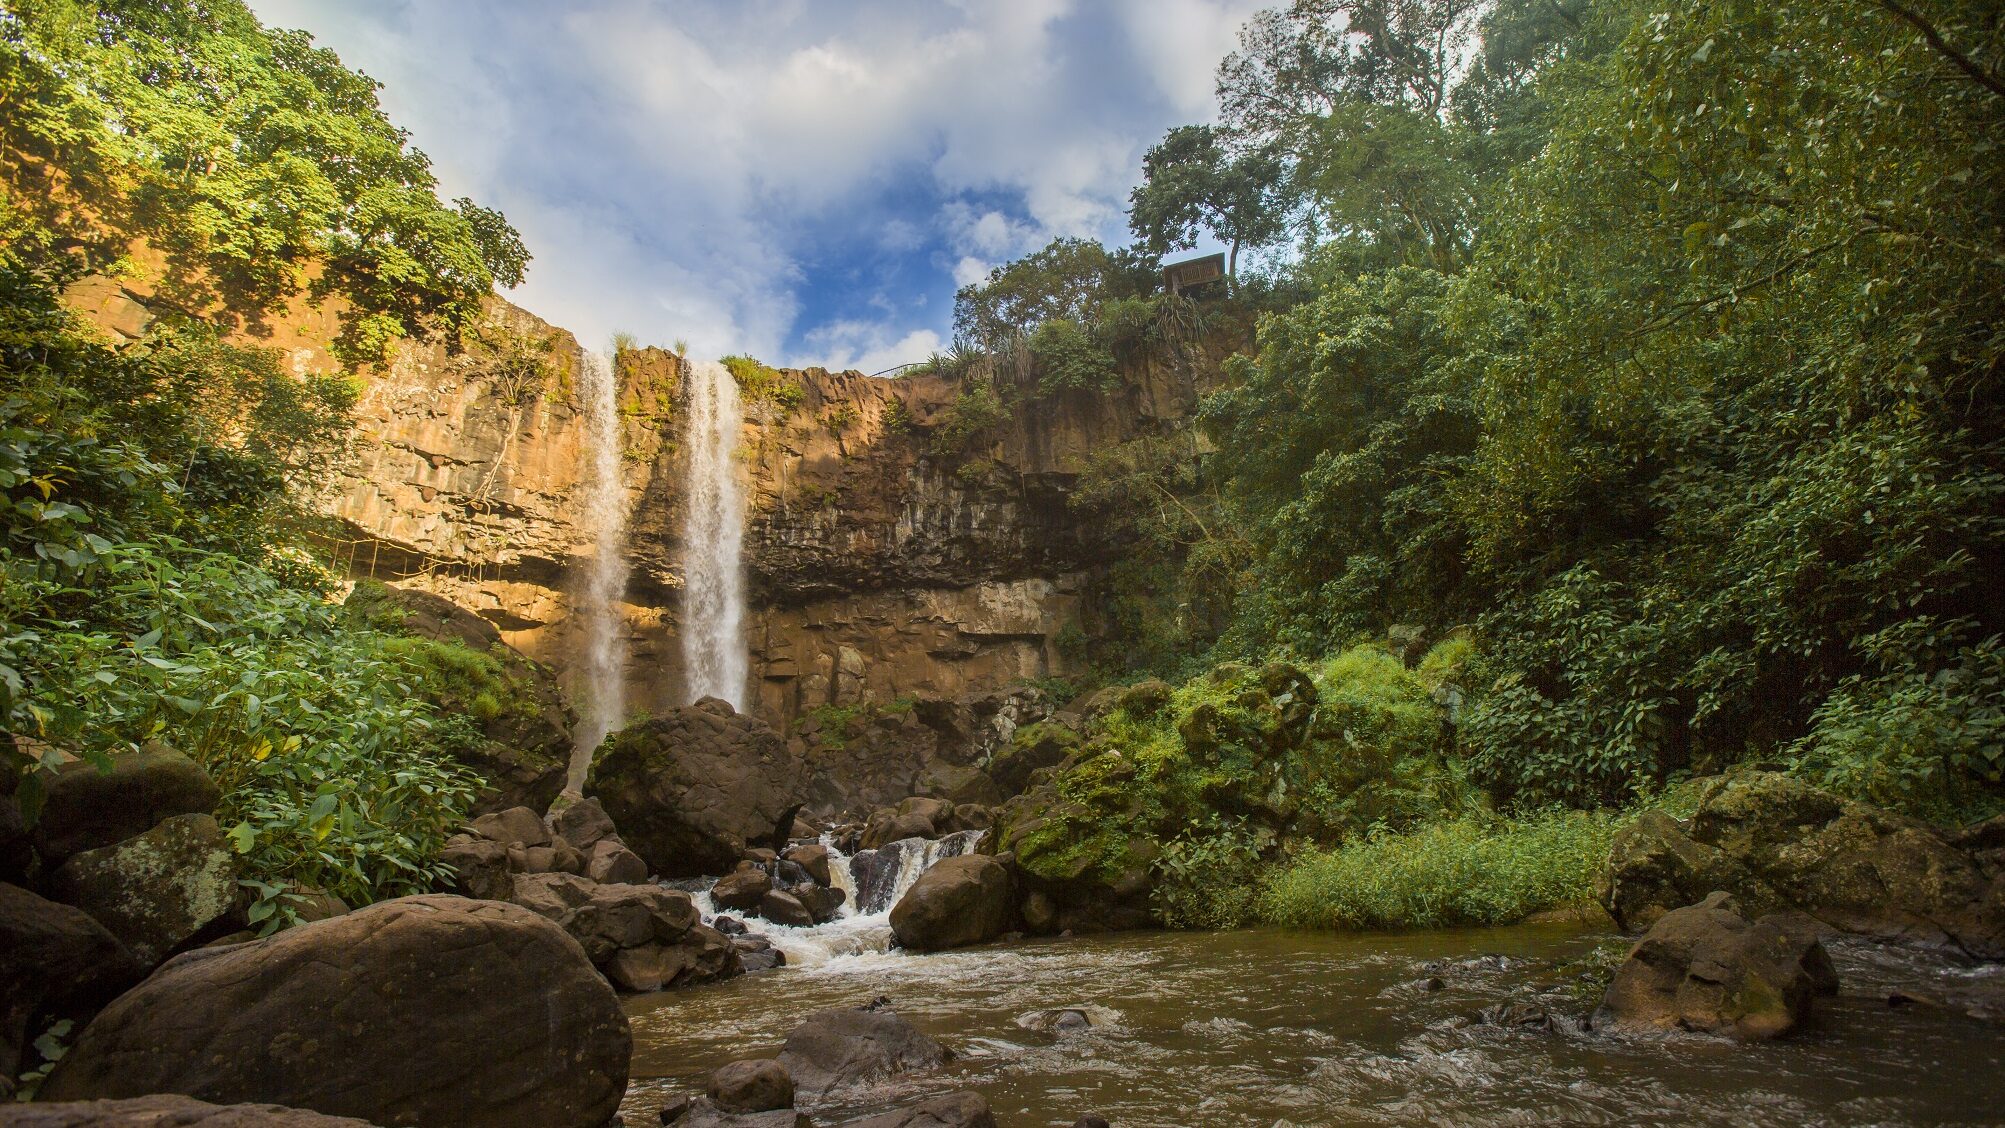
[[0, 0, 529, 361], [952, 237, 1157, 351], [1129, 125, 1288, 278]]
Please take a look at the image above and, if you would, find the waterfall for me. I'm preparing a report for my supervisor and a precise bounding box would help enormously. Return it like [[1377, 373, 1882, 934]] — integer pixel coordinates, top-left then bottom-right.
[[568, 348, 630, 791], [679, 359, 748, 708]]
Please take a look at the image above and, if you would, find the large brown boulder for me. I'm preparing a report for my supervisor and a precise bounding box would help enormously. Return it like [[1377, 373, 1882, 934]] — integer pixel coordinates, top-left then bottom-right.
[[0, 883, 141, 1098], [587, 699, 808, 877], [890, 854, 1014, 952], [13, 1095, 379, 1126], [508, 872, 739, 992], [343, 581, 572, 814], [775, 1004, 950, 1094], [39, 895, 630, 1128], [1595, 892, 1839, 1040], [49, 812, 240, 966], [1598, 772, 2005, 956], [35, 746, 220, 865], [706, 1059, 794, 1113]]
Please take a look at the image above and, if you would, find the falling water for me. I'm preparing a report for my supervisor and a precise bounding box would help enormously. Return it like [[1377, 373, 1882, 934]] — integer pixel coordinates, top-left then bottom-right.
[[569, 348, 629, 791], [679, 359, 748, 708]]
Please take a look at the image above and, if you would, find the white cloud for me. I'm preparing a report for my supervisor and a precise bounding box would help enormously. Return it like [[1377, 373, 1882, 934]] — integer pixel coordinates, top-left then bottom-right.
[[951, 256, 993, 288], [244, 0, 1265, 362], [796, 321, 943, 374]]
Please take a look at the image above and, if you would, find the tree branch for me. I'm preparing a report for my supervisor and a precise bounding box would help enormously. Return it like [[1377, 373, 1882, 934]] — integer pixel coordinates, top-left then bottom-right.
[[1871, 0, 2005, 100]]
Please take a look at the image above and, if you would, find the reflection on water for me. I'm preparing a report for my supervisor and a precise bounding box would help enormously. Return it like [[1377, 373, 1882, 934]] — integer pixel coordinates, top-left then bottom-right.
[[622, 923, 2005, 1127]]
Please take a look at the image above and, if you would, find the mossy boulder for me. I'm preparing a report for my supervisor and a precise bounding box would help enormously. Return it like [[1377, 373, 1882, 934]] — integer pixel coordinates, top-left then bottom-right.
[[989, 651, 1461, 931], [48, 812, 241, 967], [344, 580, 573, 814], [586, 699, 807, 877], [1595, 891, 1838, 1040], [1598, 771, 2005, 956]]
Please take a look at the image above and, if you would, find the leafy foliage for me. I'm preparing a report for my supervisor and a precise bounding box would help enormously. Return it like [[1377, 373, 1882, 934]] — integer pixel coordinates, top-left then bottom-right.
[[0, 0, 526, 361], [1258, 808, 1620, 930], [0, 257, 477, 914]]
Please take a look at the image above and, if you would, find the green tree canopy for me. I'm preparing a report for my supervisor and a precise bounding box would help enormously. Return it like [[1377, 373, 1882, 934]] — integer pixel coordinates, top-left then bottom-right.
[[0, 0, 528, 361], [1129, 125, 1289, 277]]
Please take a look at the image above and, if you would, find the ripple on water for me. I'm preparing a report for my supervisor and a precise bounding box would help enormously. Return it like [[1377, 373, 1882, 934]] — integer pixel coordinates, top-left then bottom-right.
[[619, 924, 2005, 1128]]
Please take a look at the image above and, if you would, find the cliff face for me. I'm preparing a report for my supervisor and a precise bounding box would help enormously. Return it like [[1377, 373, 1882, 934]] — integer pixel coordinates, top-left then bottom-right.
[[68, 278, 1215, 730]]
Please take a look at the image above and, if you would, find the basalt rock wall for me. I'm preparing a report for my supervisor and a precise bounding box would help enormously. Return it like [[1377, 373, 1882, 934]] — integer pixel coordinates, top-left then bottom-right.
[[67, 281, 1218, 731]]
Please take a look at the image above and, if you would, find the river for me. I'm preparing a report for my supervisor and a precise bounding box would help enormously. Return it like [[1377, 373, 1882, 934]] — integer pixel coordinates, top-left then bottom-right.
[[619, 919, 2005, 1126]]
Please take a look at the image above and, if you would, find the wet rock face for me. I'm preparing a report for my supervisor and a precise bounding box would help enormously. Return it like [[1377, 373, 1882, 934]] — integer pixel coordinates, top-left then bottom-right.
[[1598, 772, 2005, 956], [39, 895, 631, 1128], [9, 1094, 381, 1126], [1596, 892, 1839, 1040], [890, 854, 1016, 952], [775, 1004, 951, 1094], [588, 699, 808, 877], [48, 812, 240, 967]]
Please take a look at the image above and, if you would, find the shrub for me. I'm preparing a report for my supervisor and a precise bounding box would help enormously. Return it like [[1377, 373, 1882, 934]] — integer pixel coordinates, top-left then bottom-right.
[[1028, 318, 1118, 393], [929, 382, 1008, 458], [1257, 808, 1621, 931], [721, 354, 803, 410]]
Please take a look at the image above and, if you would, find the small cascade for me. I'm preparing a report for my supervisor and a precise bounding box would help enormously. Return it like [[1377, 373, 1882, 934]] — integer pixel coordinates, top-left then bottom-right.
[[567, 347, 630, 791], [679, 358, 748, 708], [694, 830, 985, 968]]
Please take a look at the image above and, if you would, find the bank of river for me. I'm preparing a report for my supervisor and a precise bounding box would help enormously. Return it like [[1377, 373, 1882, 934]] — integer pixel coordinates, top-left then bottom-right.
[[619, 922, 2005, 1127]]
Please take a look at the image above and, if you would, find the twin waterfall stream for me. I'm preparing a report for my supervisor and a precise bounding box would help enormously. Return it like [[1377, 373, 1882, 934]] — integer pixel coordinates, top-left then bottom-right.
[[568, 350, 749, 793]]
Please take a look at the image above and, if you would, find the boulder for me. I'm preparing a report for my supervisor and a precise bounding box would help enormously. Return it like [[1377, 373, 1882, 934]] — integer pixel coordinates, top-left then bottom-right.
[[758, 889, 815, 928], [860, 810, 936, 850], [39, 895, 630, 1128], [439, 837, 512, 901], [505, 871, 731, 991], [782, 843, 833, 886], [10, 1095, 379, 1126], [507, 838, 584, 875], [951, 804, 993, 832], [548, 796, 618, 851], [603, 924, 739, 992], [1598, 772, 2005, 956], [587, 699, 808, 877], [776, 1004, 950, 1093], [713, 867, 774, 912], [586, 837, 650, 885], [832, 1092, 997, 1128], [792, 883, 846, 924], [707, 1060, 794, 1113], [890, 854, 1014, 952], [673, 1098, 810, 1128], [344, 582, 571, 814], [1, 883, 141, 1097], [471, 806, 549, 847], [49, 812, 240, 966], [35, 747, 220, 864], [1595, 892, 1839, 1040]]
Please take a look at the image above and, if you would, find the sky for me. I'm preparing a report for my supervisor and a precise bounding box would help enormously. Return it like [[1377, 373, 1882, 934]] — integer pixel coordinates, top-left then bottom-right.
[[247, 0, 1263, 372]]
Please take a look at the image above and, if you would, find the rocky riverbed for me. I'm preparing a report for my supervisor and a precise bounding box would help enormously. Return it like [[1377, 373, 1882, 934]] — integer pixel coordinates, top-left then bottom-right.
[[621, 924, 2005, 1128]]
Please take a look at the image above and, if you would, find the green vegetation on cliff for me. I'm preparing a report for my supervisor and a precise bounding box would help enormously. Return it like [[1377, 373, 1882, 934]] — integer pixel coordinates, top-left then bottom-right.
[[0, 0, 539, 918], [989, 0, 2001, 931]]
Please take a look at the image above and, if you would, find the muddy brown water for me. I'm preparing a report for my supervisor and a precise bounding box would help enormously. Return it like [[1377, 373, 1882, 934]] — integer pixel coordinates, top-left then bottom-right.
[[621, 923, 2005, 1127]]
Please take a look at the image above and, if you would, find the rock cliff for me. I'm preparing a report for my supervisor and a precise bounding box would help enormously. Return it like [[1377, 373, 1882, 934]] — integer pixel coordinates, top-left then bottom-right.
[[65, 278, 1218, 732]]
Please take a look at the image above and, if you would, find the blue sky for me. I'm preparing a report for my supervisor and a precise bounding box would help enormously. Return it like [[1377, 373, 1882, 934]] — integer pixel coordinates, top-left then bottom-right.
[[247, 0, 1261, 371]]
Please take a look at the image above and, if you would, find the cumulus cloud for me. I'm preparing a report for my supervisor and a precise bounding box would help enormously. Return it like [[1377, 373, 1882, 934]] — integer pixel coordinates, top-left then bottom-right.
[[246, 0, 1261, 369]]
